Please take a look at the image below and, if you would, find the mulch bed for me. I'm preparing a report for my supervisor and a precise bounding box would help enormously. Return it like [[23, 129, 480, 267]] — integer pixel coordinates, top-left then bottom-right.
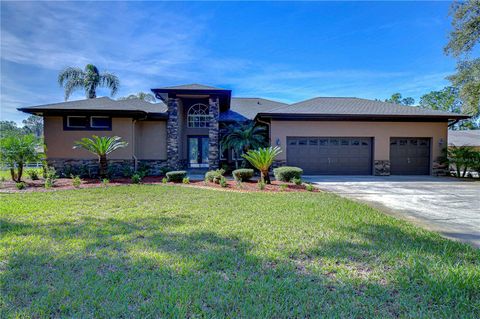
[[0, 177, 318, 193]]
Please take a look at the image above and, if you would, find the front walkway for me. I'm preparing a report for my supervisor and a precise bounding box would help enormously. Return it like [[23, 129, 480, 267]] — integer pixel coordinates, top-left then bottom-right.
[[303, 175, 480, 248]]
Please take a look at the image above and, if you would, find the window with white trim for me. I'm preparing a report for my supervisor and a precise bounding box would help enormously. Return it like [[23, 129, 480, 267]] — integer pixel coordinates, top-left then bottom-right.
[[187, 103, 210, 128], [67, 116, 88, 128]]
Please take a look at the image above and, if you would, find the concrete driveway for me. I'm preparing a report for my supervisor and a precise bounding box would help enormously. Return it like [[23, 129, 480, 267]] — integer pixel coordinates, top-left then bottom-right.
[[303, 175, 480, 248]]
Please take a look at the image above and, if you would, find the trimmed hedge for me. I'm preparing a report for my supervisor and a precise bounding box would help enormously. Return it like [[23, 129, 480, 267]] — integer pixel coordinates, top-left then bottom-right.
[[166, 170, 187, 183], [205, 169, 225, 184], [273, 166, 303, 182], [232, 168, 254, 182]]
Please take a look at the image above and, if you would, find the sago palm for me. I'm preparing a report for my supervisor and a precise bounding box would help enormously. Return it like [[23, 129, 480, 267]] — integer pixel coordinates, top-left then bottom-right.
[[221, 122, 267, 168], [58, 64, 120, 101], [242, 146, 282, 184], [73, 136, 128, 178]]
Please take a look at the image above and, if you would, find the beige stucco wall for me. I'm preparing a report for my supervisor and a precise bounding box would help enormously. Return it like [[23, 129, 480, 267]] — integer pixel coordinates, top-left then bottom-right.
[[44, 116, 134, 159], [135, 121, 167, 160], [270, 121, 448, 162]]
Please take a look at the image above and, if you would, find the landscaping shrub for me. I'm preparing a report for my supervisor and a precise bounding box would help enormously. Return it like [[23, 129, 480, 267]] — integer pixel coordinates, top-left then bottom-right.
[[219, 176, 228, 187], [257, 180, 266, 190], [166, 170, 187, 183], [131, 174, 141, 184], [305, 183, 314, 192], [44, 167, 57, 189], [72, 175, 81, 188], [205, 169, 225, 183], [16, 182, 26, 190], [232, 168, 254, 182], [183, 177, 190, 184], [280, 184, 288, 191], [122, 163, 134, 178], [273, 166, 303, 182], [291, 177, 302, 185], [102, 178, 110, 187], [26, 169, 39, 180], [162, 177, 167, 184], [136, 162, 150, 178]]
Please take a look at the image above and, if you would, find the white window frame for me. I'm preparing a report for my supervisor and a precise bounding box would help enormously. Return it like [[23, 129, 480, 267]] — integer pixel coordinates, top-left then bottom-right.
[[90, 116, 111, 129], [67, 116, 87, 128], [187, 103, 210, 128]]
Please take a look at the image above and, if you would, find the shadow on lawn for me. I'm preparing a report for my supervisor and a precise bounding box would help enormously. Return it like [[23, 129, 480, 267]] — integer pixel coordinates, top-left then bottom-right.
[[1, 215, 479, 318]]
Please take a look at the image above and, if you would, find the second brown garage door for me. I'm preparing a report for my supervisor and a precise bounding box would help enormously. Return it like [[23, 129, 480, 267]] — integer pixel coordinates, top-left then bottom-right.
[[390, 138, 431, 175], [286, 137, 373, 175]]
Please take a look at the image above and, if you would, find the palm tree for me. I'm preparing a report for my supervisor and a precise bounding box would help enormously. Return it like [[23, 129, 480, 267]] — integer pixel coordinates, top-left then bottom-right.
[[73, 136, 128, 178], [0, 134, 44, 182], [119, 92, 156, 103], [58, 64, 119, 101], [220, 122, 267, 168], [242, 146, 282, 184]]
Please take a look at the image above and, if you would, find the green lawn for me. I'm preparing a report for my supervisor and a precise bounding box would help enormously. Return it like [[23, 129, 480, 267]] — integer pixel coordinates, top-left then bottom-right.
[[1, 186, 479, 318]]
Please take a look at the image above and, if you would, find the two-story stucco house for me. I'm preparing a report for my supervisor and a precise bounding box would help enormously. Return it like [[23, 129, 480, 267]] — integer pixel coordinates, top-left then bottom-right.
[[19, 84, 469, 176]]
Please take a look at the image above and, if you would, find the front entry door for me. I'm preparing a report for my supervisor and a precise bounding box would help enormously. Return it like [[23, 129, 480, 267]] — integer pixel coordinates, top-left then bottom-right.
[[188, 136, 209, 168]]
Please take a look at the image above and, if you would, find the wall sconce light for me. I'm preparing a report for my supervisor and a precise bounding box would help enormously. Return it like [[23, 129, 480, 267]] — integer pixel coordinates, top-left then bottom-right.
[[276, 138, 281, 146], [439, 138, 444, 147]]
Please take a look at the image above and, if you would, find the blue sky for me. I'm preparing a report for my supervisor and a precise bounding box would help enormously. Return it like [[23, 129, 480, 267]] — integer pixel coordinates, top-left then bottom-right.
[[1, 1, 457, 123]]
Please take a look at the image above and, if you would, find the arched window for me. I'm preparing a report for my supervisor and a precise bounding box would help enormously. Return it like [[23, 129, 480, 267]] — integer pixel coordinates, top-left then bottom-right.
[[187, 103, 210, 128]]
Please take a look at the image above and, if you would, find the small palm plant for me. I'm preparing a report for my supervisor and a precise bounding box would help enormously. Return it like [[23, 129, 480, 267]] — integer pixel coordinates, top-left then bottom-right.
[[242, 146, 282, 184], [73, 136, 128, 178], [220, 122, 267, 168], [58, 64, 119, 101]]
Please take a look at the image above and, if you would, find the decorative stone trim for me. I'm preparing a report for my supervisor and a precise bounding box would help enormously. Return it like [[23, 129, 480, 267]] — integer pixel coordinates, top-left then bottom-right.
[[272, 160, 287, 169], [47, 159, 134, 178], [137, 159, 168, 175], [208, 96, 220, 169], [167, 97, 181, 169], [374, 160, 390, 176], [432, 160, 448, 176]]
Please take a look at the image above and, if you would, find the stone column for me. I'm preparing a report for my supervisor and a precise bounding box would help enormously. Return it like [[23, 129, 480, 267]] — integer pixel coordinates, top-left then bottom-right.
[[374, 160, 390, 176], [208, 96, 220, 169], [167, 97, 180, 169]]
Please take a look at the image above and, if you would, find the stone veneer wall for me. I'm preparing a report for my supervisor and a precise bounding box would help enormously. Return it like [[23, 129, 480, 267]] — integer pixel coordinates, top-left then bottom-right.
[[208, 96, 220, 169], [432, 160, 448, 176], [166, 97, 181, 169], [374, 160, 391, 176], [47, 159, 169, 178]]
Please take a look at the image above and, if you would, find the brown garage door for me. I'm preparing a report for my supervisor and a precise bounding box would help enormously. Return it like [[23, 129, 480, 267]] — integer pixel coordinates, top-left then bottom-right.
[[390, 138, 430, 175], [286, 137, 373, 175]]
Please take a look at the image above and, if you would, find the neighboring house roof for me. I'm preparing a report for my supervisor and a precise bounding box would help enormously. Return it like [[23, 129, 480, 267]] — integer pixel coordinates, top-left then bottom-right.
[[18, 97, 167, 117], [257, 97, 469, 120], [448, 130, 480, 147]]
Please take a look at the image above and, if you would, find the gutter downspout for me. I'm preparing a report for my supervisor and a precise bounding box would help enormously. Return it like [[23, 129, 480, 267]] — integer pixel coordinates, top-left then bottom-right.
[[448, 119, 460, 128]]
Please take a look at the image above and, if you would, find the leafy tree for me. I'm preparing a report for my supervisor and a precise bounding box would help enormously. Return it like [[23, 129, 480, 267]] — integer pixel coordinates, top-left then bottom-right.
[[22, 115, 43, 137], [242, 146, 282, 184], [73, 135, 128, 178], [119, 92, 156, 103], [447, 59, 480, 116], [0, 134, 44, 182], [444, 1, 480, 117], [385, 93, 415, 106], [58, 64, 119, 101], [419, 86, 479, 129], [0, 121, 22, 137], [220, 122, 267, 169], [444, 0, 480, 58], [419, 86, 461, 112]]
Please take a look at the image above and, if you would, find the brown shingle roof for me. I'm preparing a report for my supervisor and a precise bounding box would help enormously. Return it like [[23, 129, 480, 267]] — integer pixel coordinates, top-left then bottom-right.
[[265, 97, 467, 117], [230, 97, 288, 120]]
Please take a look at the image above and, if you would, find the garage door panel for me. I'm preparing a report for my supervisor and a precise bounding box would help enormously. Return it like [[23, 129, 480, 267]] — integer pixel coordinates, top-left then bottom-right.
[[287, 137, 372, 175], [390, 137, 430, 175]]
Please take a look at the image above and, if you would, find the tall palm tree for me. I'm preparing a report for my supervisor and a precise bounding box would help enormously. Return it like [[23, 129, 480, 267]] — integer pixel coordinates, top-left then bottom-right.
[[220, 122, 267, 168], [58, 64, 119, 101], [73, 135, 128, 178], [242, 146, 282, 184], [119, 92, 156, 103]]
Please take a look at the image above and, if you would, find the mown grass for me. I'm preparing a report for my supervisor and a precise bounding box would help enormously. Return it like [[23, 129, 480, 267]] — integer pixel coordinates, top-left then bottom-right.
[[1, 185, 479, 318]]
